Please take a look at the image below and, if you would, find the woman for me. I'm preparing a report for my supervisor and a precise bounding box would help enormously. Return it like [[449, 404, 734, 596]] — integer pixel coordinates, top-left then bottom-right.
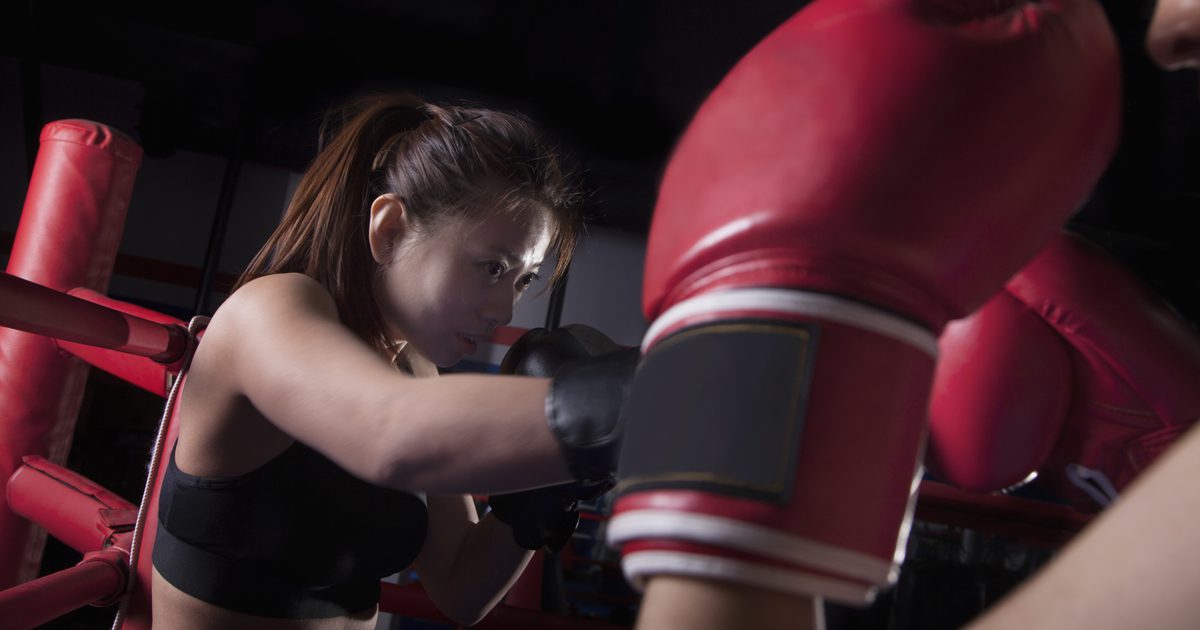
[[150, 93, 610, 629]]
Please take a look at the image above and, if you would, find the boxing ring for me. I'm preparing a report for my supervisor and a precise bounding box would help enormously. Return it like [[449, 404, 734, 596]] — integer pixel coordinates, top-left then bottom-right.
[[0, 120, 1098, 629], [0, 118, 641, 629]]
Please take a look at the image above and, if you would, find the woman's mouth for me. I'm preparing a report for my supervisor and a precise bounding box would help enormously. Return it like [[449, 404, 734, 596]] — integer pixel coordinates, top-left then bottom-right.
[[456, 333, 479, 354]]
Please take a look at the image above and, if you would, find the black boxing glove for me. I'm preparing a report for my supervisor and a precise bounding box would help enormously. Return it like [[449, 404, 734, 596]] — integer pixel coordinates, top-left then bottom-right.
[[487, 478, 614, 553], [490, 325, 634, 551], [500, 325, 637, 485]]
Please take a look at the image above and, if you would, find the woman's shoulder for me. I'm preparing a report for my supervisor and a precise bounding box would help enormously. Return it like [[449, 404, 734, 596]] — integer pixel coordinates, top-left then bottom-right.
[[205, 273, 340, 340], [220, 273, 336, 317], [231, 272, 330, 301]]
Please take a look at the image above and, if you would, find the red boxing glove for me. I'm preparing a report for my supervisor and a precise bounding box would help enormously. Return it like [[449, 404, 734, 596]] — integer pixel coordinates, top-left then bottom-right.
[[606, 0, 1120, 605], [929, 231, 1200, 512]]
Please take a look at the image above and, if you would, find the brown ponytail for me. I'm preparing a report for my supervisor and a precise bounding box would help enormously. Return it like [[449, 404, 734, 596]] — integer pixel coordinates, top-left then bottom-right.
[[236, 93, 581, 355]]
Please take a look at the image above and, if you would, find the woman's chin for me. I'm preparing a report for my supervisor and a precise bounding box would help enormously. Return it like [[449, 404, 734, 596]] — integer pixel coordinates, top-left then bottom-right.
[[431, 348, 464, 369]]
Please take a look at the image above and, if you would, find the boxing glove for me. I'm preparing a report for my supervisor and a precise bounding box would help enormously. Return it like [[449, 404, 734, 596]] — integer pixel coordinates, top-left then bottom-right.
[[606, 0, 1120, 605], [489, 325, 632, 552], [488, 481, 599, 553], [499, 324, 636, 486], [929, 231, 1200, 512]]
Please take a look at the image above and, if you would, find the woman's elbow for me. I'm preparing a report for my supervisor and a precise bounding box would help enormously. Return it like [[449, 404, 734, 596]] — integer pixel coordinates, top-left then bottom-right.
[[443, 596, 499, 627], [420, 580, 497, 627], [329, 418, 417, 489], [359, 427, 449, 493], [362, 443, 424, 492]]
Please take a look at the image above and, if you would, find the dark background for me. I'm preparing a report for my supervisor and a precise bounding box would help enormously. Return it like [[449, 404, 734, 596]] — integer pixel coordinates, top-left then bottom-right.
[[2, 1, 1196, 277], [2, 0, 809, 236], [1, 2, 1197, 628]]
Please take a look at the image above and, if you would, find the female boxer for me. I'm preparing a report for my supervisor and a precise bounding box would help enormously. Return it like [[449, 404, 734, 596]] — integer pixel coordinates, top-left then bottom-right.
[[150, 93, 613, 629]]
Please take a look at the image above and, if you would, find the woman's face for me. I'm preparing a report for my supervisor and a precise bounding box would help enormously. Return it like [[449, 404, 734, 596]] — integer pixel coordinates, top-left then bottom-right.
[[375, 205, 552, 368], [1147, 0, 1200, 72]]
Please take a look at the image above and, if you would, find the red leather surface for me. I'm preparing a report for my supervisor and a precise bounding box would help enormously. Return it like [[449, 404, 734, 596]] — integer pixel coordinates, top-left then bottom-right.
[[0, 120, 142, 587]]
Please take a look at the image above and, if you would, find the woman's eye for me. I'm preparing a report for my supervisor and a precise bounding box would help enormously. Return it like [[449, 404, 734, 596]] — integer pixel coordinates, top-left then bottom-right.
[[484, 261, 506, 279], [517, 273, 539, 291]]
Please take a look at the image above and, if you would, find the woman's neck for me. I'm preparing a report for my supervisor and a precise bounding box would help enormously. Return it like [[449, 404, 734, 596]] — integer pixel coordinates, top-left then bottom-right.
[[394, 343, 438, 377]]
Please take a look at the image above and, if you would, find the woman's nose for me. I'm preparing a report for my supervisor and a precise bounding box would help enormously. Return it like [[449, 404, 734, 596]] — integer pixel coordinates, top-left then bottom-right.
[[1147, 0, 1200, 71], [481, 287, 515, 328]]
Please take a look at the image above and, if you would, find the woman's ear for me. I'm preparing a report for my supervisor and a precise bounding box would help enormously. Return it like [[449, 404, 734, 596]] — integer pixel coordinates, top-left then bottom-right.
[[368, 193, 409, 264]]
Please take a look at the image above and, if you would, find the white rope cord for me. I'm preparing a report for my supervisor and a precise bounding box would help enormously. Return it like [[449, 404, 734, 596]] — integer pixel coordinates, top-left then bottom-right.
[[110, 316, 208, 630]]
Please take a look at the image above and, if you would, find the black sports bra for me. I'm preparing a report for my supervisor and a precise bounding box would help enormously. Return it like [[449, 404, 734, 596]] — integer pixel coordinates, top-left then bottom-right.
[[153, 441, 428, 618]]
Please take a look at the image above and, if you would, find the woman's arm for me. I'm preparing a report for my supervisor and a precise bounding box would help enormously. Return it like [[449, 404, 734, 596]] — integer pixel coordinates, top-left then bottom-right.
[[411, 494, 534, 626], [636, 578, 824, 630], [212, 273, 571, 493], [966, 423, 1200, 630]]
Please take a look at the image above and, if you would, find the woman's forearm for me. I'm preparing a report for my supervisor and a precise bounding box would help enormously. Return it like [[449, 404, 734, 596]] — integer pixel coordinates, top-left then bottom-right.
[[967, 424, 1200, 630], [440, 511, 536, 625], [374, 374, 573, 494], [637, 577, 824, 630]]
